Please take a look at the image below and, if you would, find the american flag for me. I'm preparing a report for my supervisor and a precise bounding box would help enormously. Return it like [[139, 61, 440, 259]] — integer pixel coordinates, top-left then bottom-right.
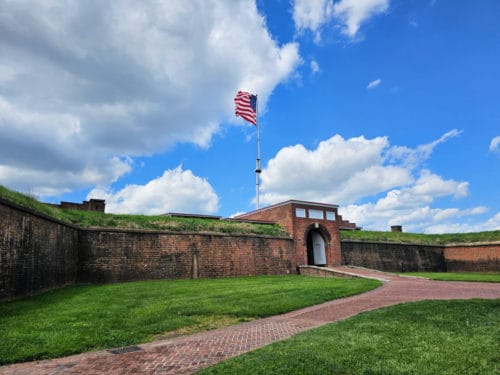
[[234, 91, 257, 125]]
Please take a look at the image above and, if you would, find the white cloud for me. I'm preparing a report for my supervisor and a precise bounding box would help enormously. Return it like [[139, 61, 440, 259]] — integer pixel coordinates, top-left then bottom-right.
[[373, 170, 469, 213], [0, 1, 301, 197], [0, 157, 132, 198], [292, 0, 388, 40], [367, 78, 381, 89], [259, 130, 492, 233], [421, 212, 500, 234], [341, 202, 496, 233], [310, 60, 320, 74], [333, 0, 389, 37], [342, 176, 494, 233], [293, 0, 334, 42], [489, 136, 500, 153], [87, 166, 219, 215], [260, 134, 412, 205], [387, 129, 462, 169], [410, 169, 468, 199]]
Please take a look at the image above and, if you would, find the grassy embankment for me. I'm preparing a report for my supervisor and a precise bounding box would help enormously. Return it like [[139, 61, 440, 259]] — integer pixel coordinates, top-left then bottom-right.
[[0, 185, 288, 237], [200, 299, 500, 375], [0, 276, 380, 365], [3, 184, 500, 242], [340, 228, 500, 244]]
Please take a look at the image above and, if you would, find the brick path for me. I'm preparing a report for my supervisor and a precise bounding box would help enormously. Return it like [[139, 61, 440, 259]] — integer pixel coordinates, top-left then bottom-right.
[[1, 267, 499, 375]]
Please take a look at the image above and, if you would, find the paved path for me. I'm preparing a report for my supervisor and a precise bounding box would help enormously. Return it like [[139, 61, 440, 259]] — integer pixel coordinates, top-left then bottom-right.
[[1, 267, 499, 375]]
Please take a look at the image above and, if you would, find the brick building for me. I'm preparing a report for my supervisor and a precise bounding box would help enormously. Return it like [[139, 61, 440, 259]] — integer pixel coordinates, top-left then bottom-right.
[[48, 199, 105, 212], [235, 200, 358, 268]]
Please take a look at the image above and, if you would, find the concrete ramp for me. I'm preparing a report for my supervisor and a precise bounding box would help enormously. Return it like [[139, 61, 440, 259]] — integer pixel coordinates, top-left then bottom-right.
[[299, 265, 391, 282]]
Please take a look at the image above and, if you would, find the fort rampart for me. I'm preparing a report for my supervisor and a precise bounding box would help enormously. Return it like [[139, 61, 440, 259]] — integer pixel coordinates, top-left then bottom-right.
[[0, 198, 294, 300], [78, 229, 294, 284], [341, 239, 500, 273], [444, 243, 500, 272], [1, 198, 498, 301], [0, 198, 79, 300]]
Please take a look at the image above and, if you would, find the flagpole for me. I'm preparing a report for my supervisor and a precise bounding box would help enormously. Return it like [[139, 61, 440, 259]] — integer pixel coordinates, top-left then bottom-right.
[[255, 95, 261, 210]]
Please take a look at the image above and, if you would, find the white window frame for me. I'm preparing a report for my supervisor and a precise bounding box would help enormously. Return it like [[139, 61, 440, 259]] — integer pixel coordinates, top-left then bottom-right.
[[308, 209, 324, 220], [295, 208, 306, 218], [326, 211, 335, 221]]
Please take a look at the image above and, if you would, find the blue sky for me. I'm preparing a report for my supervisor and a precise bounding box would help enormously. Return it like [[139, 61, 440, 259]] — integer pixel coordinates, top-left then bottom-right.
[[0, 0, 498, 233]]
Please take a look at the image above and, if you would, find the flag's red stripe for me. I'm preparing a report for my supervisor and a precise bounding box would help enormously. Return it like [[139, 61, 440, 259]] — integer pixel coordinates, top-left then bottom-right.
[[234, 91, 257, 125]]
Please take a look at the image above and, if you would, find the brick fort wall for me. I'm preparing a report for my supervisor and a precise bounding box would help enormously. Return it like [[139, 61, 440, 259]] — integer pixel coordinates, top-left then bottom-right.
[[0, 198, 79, 300], [78, 229, 294, 283], [0, 198, 294, 300], [444, 243, 500, 272], [341, 240, 446, 272], [1, 198, 498, 300], [341, 239, 500, 272]]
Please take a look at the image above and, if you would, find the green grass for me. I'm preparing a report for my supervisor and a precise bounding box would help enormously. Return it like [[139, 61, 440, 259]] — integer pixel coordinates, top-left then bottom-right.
[[56, 210, 289, 236], [340, 229, 500, 244], [3, 184, 500, 241], [0, 185, 63, 218], [400, 272, 500, 283], [199, 299, 500, 375], [0, 275, 380, 365], [0, 185, 288, 237]]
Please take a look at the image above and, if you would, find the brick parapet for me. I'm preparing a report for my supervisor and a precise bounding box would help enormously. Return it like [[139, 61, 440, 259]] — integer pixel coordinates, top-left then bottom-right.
[[1, 199, 295, 300], [341, 239, 500, 272], [2, 196, 498, 301], [0, 198, 79, 301], [0, 197, 79, 229], [78, 230, 295, 283], [443, 243, 500, 272]]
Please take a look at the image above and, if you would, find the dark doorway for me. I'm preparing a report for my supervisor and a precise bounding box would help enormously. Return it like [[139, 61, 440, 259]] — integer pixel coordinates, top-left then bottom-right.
[[306, 230, 326, 266]]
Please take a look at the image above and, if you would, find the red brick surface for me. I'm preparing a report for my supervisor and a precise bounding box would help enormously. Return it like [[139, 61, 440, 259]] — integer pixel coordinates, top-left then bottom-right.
[[2, 267, 499, 375], [236, 201, 345, 267], [444, 243, 500, 261], [0, 198, 79, 301], [341, 239, 500, 273], [444, 243, 500, 272], [79, 230, 295, 283], [1, 198, 295, 300]]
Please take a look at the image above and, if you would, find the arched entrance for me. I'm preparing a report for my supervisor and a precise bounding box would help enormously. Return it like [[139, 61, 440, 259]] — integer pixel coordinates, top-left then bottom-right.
[[306, 230, 326, 266]]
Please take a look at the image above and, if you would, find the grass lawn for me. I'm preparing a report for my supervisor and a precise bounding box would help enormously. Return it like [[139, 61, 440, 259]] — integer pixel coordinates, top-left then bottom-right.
[[199, 299, 500, 375], [0, 275, 380, 365], [400, 272, 500, 283]]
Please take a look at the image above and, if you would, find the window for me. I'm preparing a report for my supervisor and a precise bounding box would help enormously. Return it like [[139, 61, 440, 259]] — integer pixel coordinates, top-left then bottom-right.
[[295, 208, 306, 218], [326, 211, 335, 221], [308, 209, 324, 220]]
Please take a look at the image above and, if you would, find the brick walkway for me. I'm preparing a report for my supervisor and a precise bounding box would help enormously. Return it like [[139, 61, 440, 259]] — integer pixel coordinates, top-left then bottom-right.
[[1, 267, 499, 375]]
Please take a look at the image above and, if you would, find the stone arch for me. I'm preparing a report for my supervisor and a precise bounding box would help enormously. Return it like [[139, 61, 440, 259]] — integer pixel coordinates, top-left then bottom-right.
[[304, 224, 331, 266], [303, 223, 331, 244]]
